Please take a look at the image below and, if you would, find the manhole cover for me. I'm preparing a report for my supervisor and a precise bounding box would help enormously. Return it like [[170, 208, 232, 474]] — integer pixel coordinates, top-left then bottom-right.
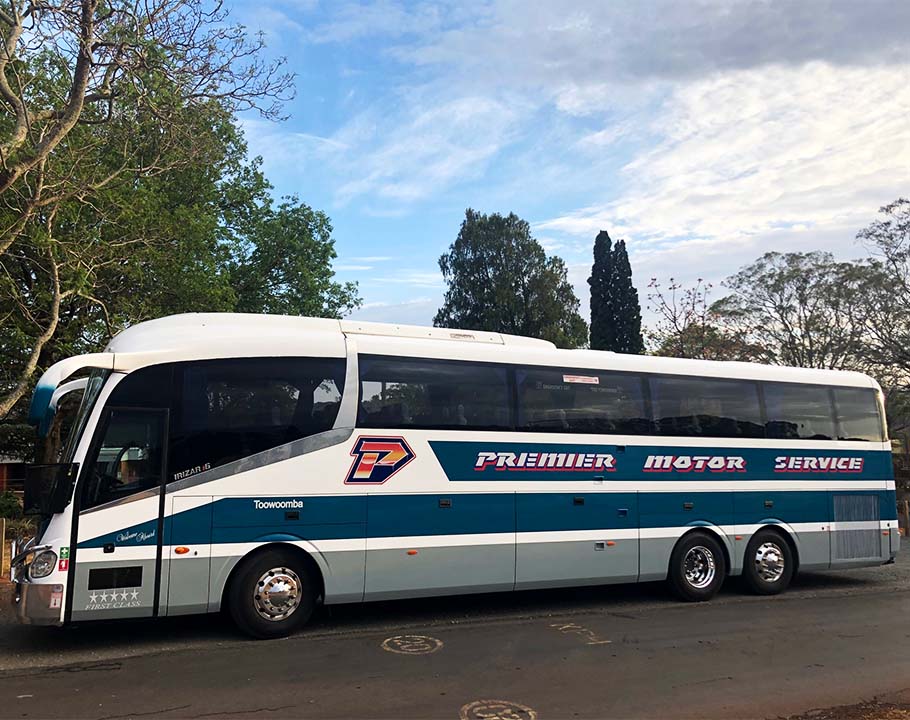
[[380, 634, 444, 655], [459, 699, 538, 720]]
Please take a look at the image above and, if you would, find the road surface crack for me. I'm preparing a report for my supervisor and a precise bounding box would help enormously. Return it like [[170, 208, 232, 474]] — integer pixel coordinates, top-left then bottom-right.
[[186, 705, 296, 717], [96, 705, 191, 720]]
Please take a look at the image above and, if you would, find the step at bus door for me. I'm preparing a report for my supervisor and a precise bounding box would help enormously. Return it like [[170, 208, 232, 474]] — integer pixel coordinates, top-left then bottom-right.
[[163, 496, 213, 616]]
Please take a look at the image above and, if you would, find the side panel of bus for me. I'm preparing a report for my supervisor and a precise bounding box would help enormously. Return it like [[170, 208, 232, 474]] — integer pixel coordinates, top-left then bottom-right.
[[515, 491, 639, 588]]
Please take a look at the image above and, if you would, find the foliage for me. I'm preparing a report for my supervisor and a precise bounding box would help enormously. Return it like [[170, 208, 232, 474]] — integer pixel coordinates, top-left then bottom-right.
[[709, 252, 870, 370], [588, 231, 614, 350], [230, 197, 360, 319], [588, 232, 644, 353], [856, 199, 910, 376], [0, 422, 33, 462], [647, 278, 759, 360], [434, 209, 588, 348], [0, 490, 22, 520], [0, 1, 360, 424]]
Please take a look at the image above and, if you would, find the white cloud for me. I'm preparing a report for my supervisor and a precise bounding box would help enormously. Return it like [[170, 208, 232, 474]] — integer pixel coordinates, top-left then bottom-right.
[[372, 270, 444, 289], [334, 264, 374, 271], [333, 94, 522, 205], [307, 1, 446, 43], [242, 0, 910, 334], [350, 296, 439, 325], [536, 62, 910, 294]]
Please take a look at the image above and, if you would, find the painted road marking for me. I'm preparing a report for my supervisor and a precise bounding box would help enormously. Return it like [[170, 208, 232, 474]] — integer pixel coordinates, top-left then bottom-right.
[[460, 699, 538, 720], [549, 622, 611, 645], [380, 635, 444, 655]]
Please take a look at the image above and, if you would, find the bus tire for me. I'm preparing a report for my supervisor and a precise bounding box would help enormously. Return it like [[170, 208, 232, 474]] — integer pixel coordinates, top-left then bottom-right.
[[228, 547, 317, 639], [742, 529, 794, 595], [668, 531, 726, 602]]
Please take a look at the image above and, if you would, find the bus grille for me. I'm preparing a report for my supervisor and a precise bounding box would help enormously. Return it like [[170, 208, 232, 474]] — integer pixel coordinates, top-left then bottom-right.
[[833, 495, 880, 560]]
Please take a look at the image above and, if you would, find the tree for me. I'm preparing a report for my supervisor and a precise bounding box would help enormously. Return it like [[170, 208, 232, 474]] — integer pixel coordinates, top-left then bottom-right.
[[857, 199, 910, 376], [588, 232, 644, 353], [229, 196, 360, 319], [647, 277, 759, 360], [588, 230, 614, 350], [0, 0, 295, 416], [710, 252, 869, 370], [434, 209, 588, 348], [0, 0, 292, 250], [610, 239, 644, 353]]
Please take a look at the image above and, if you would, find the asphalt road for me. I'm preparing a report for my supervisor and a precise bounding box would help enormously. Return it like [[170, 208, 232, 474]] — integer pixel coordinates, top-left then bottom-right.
[[1, 554, 909, 720]]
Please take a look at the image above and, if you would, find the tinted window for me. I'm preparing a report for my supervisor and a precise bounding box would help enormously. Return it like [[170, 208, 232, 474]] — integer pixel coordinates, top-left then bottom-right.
[[169, 357, 345, 481], [81, 408, 165, 510], [650, 377, 764, 438], [834, 387, 884, 441], [763, 383, 835, 440], [358, 355, 510, 430], [80, 365, 173, 509], [107, 364, 173, 406], [517, 368, 650, 434]]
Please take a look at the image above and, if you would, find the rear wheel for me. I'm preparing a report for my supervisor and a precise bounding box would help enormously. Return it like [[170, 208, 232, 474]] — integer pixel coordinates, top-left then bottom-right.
[[228, 548, 316, 639], [668, 531, 727, 602], [742, 530, 794, 595]]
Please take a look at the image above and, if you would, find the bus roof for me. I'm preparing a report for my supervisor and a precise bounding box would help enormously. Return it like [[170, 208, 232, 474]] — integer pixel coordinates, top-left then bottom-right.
[[97, 312, 876, 390]]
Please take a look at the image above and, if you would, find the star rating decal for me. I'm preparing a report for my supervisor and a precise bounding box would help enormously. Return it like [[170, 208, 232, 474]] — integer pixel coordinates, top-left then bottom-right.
[[86, 587, 140, 609]]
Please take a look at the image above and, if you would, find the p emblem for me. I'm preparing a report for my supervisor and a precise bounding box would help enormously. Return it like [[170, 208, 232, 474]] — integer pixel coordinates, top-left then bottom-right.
[[345, 436, 415, 484]]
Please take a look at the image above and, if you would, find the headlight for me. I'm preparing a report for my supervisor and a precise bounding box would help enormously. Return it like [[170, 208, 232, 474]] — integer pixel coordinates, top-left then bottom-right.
[[29, 550, 58, 579]]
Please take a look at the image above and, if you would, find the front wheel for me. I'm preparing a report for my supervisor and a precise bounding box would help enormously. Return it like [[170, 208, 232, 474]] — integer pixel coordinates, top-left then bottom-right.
[[668, 531, 727, 602], [742, 530, 794, 595], [228, 548, 317, 639]]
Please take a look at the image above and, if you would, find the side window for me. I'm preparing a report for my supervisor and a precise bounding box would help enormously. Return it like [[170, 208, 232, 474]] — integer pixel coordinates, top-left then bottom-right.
[[516, 368, 650, 434], [169, 357, 345, 481], [650, 376, 764, 438], [80, 364, 173, 510], [833, 387, 884, 442], [764, 383, 836, 440], [358, 355, 511, 430], [81, 410, 166, 510]]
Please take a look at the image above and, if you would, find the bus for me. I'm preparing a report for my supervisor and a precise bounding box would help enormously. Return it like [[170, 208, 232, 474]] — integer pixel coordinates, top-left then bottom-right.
[[11, 313, 899, 639]]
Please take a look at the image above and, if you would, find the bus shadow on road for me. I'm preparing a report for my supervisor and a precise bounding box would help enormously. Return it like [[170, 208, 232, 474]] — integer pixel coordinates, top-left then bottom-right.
[[0, 567, 883, 662]]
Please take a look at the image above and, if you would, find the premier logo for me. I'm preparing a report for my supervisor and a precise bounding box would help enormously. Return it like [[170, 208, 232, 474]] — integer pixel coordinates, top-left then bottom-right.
[[474, 451, 616, 471], [774, 456, 864, 473], [345, 436, 415, 484], [643, 455, 746, 473]]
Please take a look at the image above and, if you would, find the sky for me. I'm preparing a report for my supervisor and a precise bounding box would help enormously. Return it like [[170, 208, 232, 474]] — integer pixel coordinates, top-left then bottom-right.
[[228, 0, 910, 329]]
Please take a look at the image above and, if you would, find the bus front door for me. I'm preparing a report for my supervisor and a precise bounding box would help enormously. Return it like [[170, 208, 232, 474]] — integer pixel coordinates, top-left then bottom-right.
[[69, 407, 168, 622]]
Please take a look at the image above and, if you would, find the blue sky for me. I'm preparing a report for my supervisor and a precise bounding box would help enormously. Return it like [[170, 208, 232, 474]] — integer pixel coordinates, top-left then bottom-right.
[[228, 1, 910, 329]]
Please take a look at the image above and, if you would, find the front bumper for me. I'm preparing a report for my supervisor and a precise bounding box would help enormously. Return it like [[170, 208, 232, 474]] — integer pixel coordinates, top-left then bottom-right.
[[13, 580, 65, 626]]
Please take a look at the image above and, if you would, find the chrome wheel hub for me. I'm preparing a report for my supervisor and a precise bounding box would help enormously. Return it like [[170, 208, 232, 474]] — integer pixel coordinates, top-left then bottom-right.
[[754, 541, 785, 583], [684, 546, 717, 589], [253, 567, 302, 622]]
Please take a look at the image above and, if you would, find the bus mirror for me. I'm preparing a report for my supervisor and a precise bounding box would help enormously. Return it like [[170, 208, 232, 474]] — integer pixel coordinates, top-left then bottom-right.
[[23, 464, 79, 516]]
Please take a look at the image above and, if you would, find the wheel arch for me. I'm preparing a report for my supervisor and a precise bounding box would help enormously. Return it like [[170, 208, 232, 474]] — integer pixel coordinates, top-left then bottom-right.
[[220, 542, 326, 614], [672, 525, 733, 578], [747, 523, 801, 575]]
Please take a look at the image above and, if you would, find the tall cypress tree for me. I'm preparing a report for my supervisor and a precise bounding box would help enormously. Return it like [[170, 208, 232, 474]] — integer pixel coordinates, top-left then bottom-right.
[[588, 230, 614, 350], [587, 231, 645, 353], [610, 239, 645, 354]]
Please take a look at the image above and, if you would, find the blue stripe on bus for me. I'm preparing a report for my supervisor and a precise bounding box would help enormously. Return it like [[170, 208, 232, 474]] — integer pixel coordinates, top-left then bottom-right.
[[429, 441, 894, 481], [77, 489, 898, 548]]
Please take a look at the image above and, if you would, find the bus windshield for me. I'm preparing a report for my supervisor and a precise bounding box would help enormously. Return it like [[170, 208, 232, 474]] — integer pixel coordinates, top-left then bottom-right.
[[61, 369, 109, 463]]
